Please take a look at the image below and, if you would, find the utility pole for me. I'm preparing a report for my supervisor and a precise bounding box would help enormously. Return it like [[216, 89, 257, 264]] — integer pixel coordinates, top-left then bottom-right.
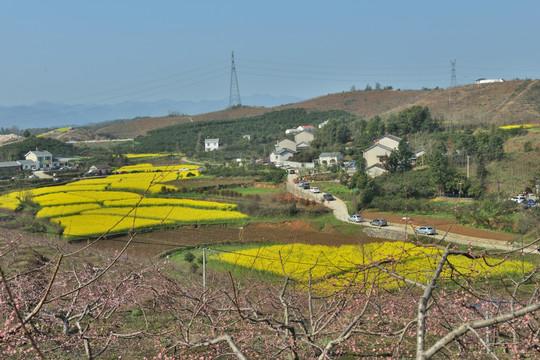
[[229, 51, 242, 108], [202, 247, 206, 302], [466, 155, 470, 178], [450, 59, 457, 87]]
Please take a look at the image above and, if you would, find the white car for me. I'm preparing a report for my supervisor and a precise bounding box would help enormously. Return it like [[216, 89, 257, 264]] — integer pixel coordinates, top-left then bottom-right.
[[510, 195, 526, 203], [310, 187, 320, 193], [348, 214, 363, 223]]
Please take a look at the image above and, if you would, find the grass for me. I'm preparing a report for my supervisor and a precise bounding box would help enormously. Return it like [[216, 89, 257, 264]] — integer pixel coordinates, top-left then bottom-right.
[[231, 187, 281, 194], [168, 242, 288, 285]]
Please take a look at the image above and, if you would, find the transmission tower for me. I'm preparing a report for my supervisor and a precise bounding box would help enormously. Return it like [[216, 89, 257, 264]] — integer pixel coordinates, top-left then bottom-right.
[[450, 59, 457, 87], [229, 51, 242, 108]]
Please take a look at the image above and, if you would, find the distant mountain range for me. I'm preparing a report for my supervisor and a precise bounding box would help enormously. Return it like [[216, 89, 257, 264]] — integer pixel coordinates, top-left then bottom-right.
[[0, 94, 304, 130]]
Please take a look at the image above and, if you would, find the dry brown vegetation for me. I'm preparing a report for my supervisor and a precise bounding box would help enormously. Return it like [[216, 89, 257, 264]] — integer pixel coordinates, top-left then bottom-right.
[[95, 80, 540, 139]]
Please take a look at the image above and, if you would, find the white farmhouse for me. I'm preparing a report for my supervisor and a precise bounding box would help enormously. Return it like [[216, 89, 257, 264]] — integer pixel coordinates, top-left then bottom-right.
[[318, 152, 344, 166], [204, 138, 219, 152], [270, 149, 297, 164], [25, 150, 53, 168]]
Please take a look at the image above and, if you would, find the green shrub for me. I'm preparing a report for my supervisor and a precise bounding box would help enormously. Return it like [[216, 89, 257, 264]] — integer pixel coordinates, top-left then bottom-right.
[[184, 252, 196, 263]]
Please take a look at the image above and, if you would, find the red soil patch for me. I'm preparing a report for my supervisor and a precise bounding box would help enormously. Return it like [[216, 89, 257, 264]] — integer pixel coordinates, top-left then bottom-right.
[[362, 211, 515, 242], [90, 221, 385, 258]]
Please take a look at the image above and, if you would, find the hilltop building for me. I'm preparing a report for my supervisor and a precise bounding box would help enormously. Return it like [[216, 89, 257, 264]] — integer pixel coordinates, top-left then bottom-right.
[[204, 138, 219, 152], [475, 78, 504, 84]]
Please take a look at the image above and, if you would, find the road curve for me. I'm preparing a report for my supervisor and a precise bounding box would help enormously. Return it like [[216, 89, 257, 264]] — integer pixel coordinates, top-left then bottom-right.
[[286, 173, 538, 254]]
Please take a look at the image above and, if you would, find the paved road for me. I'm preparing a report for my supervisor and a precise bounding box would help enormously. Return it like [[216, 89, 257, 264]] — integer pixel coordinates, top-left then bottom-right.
[[286, 173, 539, 254]]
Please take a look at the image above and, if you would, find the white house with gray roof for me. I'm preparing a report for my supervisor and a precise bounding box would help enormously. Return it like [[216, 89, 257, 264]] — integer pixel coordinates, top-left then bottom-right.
[[275, 138, 297, 152], [318, 152, 344, 166], [270, 148, 297, 164], [362, 134, 402, 177], [204, 138, 219, 152], [25, 150, 53, 168]]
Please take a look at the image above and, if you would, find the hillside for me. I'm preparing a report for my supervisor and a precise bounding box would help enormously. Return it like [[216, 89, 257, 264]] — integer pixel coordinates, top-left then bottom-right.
[[93, 80, 540, 139]]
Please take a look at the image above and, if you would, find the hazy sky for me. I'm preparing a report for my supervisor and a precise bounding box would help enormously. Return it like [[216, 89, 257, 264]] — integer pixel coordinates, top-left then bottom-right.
[[1, 0, 539, 106]]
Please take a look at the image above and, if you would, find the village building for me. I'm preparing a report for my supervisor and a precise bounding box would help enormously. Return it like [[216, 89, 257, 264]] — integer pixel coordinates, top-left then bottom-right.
[[296, 142, 311, 151], [204, 138, 219, 152], [475, 78, 504, 84], [275, 138, 297, 152], [0, 161, 22, 174], [376, 134, 401, 149], [285, 125, 315, 135], [362, 134, 402, 177], [86, 163, 111, 176], [17, 160, 39, 170], [25, 150, 53, 168], [294, 130, 315, 146], [270, 148, 297, 164], [318, 152, 344, 166], [365, 163, 387, 178]]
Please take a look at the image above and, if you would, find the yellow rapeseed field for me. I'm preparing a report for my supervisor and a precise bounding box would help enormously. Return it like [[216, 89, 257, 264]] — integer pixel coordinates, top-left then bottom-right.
[[50, 214, 176, 237], [115, 163, 199, 173], [104, 198, 238, 211], [213, 243, 533, 290], [499, 123, 540, 130], [123, 153, 183, 159], [0, 167, 247, 239], [83, 206, 247, 223], [36, 203, 102, 218]]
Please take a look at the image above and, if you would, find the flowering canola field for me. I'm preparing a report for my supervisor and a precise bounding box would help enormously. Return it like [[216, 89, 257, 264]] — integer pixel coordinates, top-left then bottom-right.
[[0, 165, 246, 238], [213, 243, 533, 290], [499, 123, 540, 130], [123, 153, 183, 159]]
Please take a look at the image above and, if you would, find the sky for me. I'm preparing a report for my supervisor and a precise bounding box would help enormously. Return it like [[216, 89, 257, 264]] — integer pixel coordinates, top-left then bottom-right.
[[1, 0, 539, 107]]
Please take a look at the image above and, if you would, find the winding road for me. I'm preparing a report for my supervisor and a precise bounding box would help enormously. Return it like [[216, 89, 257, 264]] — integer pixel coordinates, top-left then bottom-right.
[[286, 173, 539, 254]]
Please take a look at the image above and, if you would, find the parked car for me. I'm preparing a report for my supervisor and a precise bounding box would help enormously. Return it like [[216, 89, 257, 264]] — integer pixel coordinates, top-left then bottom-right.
[[310, 187, 320, 193], [348, 214, 363, 223], [370, 218, 387, 227], [415, 226, 436, 235], [297, 181, 304, 187], [510, 195, 526, 203], [28, 174, 39, 179], [289, 169, 295, 174], [302, 183, 310, 190], [322, 193, 335, 201]]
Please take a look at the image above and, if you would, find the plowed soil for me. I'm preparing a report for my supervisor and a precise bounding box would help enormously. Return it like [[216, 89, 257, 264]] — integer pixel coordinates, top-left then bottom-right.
[[90, 221, 387, 258], [362, 211, 515, 242]]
